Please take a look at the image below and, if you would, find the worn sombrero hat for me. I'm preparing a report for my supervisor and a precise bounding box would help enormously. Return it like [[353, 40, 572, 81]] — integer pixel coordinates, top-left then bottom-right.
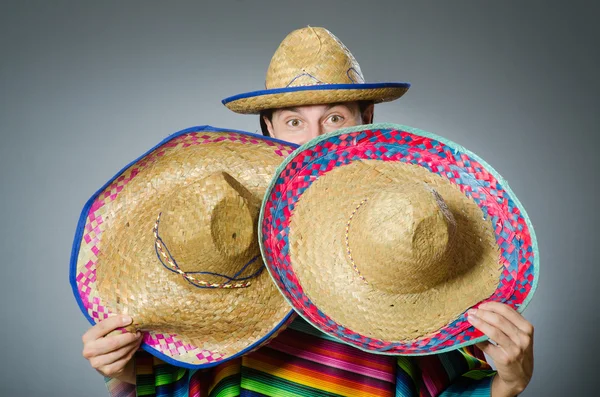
[[222, 26, 410, 114], [259, 122, 539, 355], [70, 126, 298, 368]]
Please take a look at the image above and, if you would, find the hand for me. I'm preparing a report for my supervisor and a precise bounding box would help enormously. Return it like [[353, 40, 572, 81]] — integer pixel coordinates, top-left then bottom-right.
[[82, 315, 142, 384], [467, 302, 534, 396]]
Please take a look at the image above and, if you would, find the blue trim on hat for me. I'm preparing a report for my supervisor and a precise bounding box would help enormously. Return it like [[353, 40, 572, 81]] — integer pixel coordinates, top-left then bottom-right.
[[137, 309, 295, 369], [69, 125, 298, 369], [221, 82, 411, 105]]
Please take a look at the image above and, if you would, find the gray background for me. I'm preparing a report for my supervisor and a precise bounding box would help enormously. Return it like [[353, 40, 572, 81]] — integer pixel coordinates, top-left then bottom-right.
[[1, 1, 597, 396]]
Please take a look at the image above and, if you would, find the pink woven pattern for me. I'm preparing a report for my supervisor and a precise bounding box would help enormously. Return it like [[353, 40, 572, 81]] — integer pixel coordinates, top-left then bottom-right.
[[75, 130, 294, 362], [262, 127, 536, 354]]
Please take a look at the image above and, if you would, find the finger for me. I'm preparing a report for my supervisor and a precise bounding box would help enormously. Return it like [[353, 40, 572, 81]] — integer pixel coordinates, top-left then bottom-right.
[[467, 310, 514, 349], [83, 331, 140, 359], [470, 308, 522, 348], [83, 315, 133, 343], [91, 333, 142, 368], [478, 302, 534, 335], [475, 341, 502, 359], [475, 341, 514, 369], [99, 343, 140, 378]]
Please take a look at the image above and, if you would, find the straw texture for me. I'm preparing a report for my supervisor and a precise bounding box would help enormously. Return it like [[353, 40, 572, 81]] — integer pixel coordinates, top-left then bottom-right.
[[152, 172, 262, 289], [259, 123, 539, 355], [224, 86, 409, 115], [289, 160, 502, 342], [223, 27, 409, 114], [72, 127, 297, 367], [267, 25, 366, 88]]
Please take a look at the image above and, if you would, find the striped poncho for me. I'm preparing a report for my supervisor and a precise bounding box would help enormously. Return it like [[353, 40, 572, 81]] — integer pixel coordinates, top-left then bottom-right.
[[105, 317, 496, 397]]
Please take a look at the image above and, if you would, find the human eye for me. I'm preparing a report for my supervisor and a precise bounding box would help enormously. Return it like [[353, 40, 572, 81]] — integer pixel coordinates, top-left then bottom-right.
[[286, 118, 302, 128], [327, 114, 345, 124]]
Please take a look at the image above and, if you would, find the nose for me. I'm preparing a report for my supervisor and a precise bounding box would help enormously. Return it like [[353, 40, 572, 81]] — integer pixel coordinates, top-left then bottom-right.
[[301, 122, 324, 144]]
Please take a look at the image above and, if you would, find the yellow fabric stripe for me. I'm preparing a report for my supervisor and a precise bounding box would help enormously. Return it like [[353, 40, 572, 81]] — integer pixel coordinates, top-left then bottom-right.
[[244, 356, 384, 397]]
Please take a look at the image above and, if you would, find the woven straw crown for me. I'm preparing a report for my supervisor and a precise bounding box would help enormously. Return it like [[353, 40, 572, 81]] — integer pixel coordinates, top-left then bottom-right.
[[347, 183, 461, 294], [222, 27, 411, 114], [265, 26, 365, 88], [259, 123, 539, 355], [155, 171, 262, 288], [71, 126, 297, 368]]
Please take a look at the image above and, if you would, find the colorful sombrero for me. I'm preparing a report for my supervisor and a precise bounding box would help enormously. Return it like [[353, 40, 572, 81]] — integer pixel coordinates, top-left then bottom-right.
[[259, 122, 539, 355], [70, 126, 297, 368], [222, 26, 411, 114]]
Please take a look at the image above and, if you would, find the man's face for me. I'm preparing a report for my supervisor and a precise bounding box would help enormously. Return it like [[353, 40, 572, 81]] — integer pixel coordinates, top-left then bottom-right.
[[263, 102, 373, 146]]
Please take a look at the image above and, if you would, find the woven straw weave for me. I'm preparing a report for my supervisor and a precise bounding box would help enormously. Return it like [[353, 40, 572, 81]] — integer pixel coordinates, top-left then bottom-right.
[[72, 128, 296, 367]]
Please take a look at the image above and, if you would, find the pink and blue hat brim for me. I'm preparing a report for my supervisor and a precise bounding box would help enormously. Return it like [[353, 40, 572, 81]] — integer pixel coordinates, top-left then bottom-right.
[[258, 122, 539, 355], [69, 125, 299, 369]]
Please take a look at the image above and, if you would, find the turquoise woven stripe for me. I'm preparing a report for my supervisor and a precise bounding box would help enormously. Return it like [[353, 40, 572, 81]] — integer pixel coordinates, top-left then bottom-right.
[[438, 371, 495, 396], [258, 122, 539, 356]]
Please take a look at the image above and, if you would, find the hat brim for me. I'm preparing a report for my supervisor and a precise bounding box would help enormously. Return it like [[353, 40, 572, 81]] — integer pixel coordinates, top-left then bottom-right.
[[259, 123, 539, 356], [70, 126, 298, 368], [222, 83, 410, 114]]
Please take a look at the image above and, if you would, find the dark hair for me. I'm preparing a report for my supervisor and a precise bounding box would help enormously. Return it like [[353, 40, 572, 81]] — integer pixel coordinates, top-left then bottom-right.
[[259, 100, 374, 137]]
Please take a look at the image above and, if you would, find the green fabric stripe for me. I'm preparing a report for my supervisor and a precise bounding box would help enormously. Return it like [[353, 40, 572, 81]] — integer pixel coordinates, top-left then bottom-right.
[[396, 356, 418, 382], [438, 351, 461, 381], [243, 378, 300, 397], [438, 371, 495, 397], [460, 348, 482, 371], [210, 374, 242, 397], [135, 378, 156, 396], [154, 365, 187, 387], [241, 366, 341, 397], [136, 373, 157, 396], [461, 370, 496, 381]]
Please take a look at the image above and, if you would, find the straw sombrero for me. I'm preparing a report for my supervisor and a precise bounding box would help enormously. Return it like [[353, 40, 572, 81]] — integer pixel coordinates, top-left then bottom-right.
[[70, 125, 298, 368], [222, 26, 411, 114], [259, 123, 539, 355]]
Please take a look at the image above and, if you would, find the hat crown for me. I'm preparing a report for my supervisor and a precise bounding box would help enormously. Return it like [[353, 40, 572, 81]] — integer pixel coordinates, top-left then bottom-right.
[[158, 171, 260, 281], [265, 27, 365, 89], [347, 183, 457, 294]]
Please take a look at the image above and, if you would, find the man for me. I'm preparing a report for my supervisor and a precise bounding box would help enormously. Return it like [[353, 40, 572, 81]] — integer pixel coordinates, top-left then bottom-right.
[[82, 27, 534, 396], [259, 101, 374, 144]]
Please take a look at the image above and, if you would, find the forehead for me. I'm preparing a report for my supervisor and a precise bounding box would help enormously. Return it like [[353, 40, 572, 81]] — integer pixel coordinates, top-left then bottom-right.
[[273, 102, 358, 116]]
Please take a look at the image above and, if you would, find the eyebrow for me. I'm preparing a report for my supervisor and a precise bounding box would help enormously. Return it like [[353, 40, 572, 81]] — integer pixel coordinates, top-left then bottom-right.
[[279, 107, 300, 114], [324, 103, 345, 111], [277, 103, 351, 115]]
